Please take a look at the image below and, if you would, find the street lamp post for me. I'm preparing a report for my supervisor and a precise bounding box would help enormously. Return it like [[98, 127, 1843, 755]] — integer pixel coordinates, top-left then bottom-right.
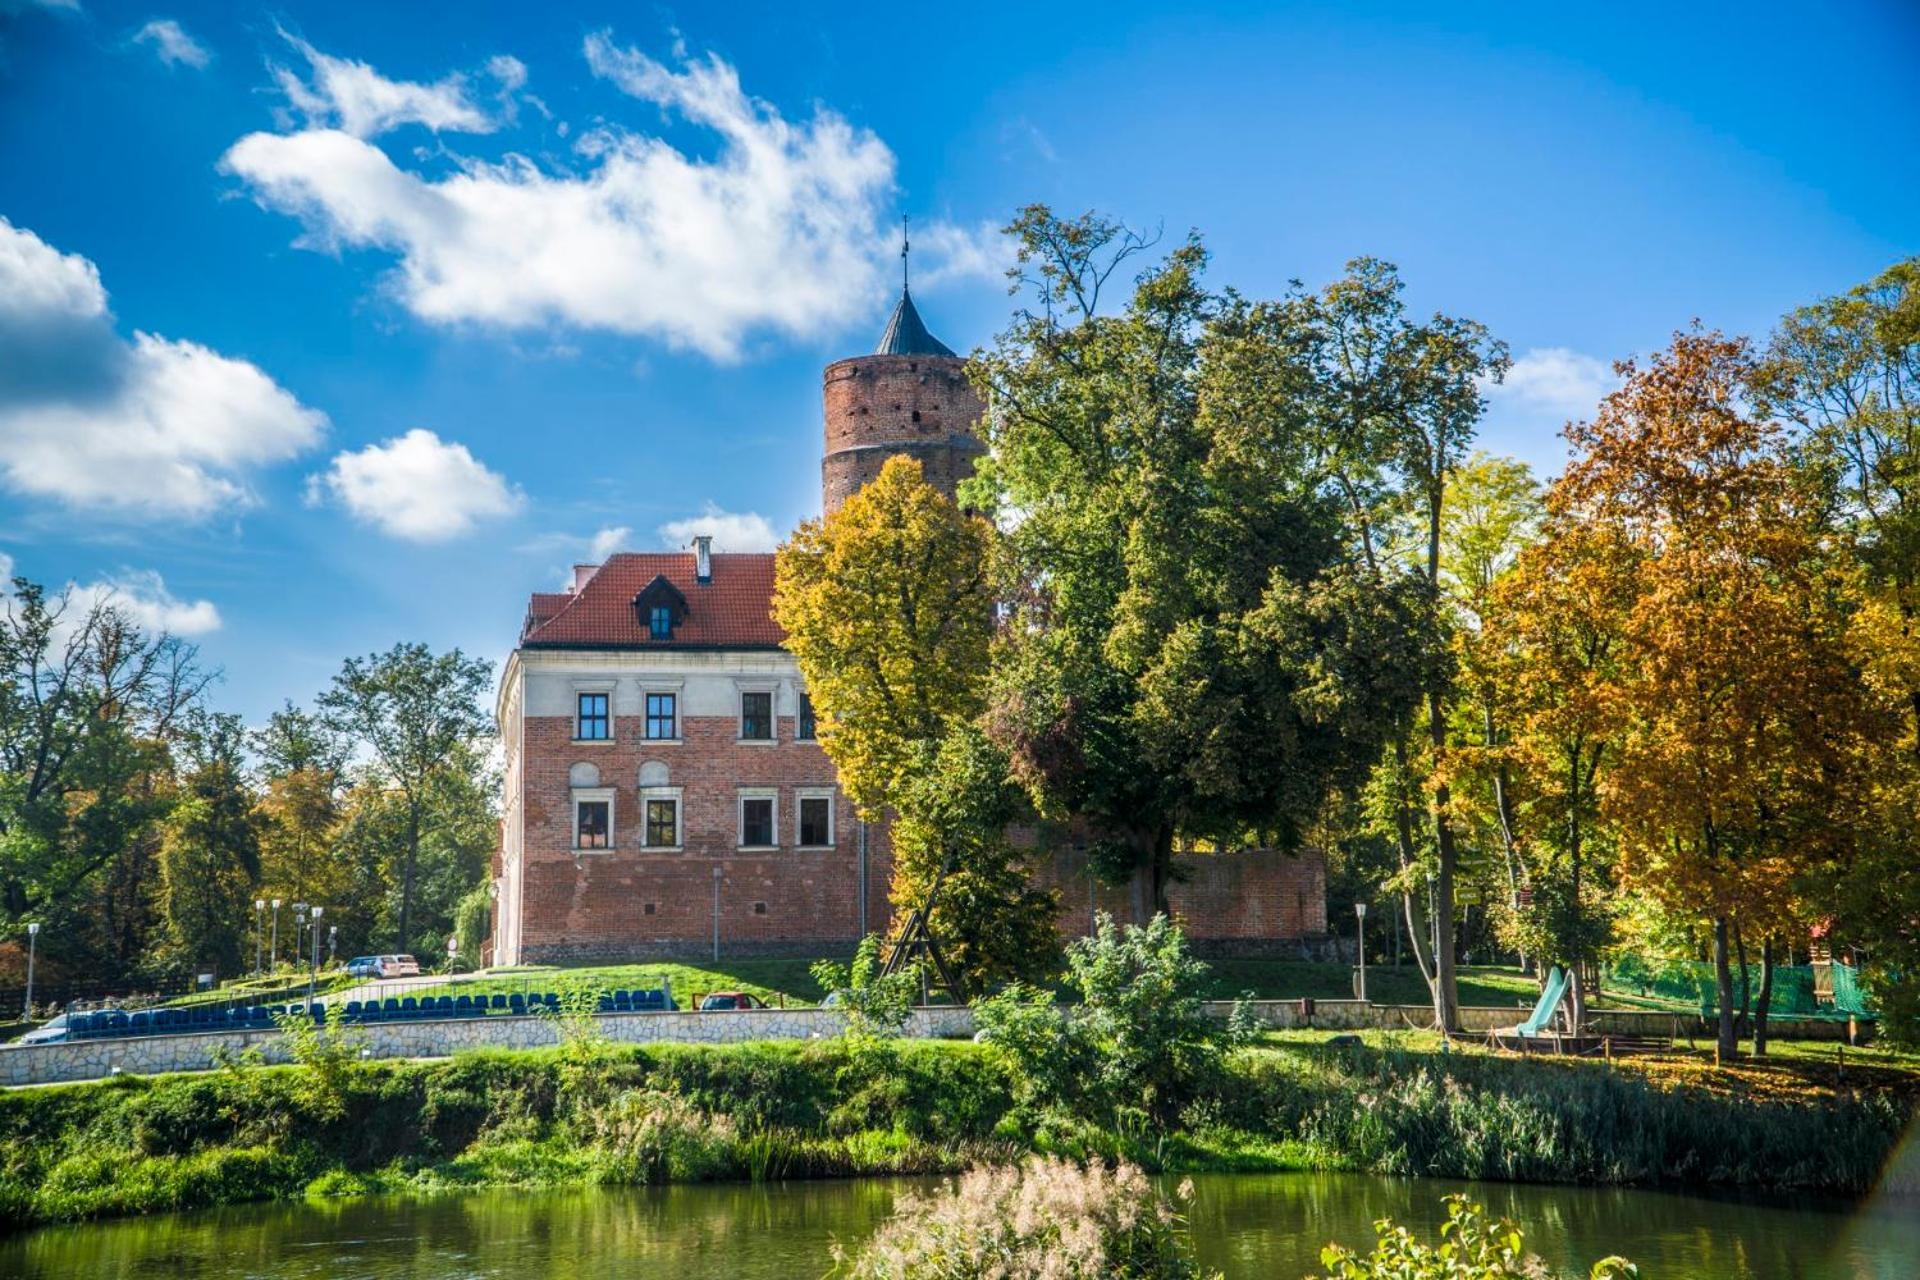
[[292, 904, 308, 995], [327, 925, 338, 968], [1355, 902, 1369, 1003], [253, 899, 265, 975], [23, 923, 39, 1021], [270, 898, 283, 971], [308, 907, 324, 1007]]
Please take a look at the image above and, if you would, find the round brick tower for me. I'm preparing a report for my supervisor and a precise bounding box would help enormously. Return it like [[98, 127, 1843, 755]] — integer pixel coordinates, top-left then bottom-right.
[[822, 286, 985, 514]]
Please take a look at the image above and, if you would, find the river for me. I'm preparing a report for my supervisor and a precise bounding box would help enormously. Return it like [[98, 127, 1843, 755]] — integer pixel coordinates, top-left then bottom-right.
[[2, 1172, 1914, 1278]]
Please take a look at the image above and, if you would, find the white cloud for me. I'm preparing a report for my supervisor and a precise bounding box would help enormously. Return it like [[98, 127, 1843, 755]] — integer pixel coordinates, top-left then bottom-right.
[[0, 554, 221, 638], [270, 31, 512, 138], [222, 34, 998, 360], [133, 18, 210, 70], [72, 568, 222, 635], [0, 218, 327, 518], [309, 428, 523, 541], [587, 525, 630, 561], [1485, 347, 1618, 420], [657, 502, 778, 553], [905, 218, 1010, 292]]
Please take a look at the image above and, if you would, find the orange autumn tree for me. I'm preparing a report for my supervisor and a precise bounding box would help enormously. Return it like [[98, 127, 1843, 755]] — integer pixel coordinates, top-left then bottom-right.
[[1552, 331, 1869, 1059]]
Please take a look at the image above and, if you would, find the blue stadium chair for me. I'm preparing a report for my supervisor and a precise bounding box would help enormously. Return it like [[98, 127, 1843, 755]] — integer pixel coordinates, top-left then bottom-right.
[[383, 998, 401, 1014], [101, 1011, 129, 1037], [400, 997, 418, 1014], [454, 994, 473, 1015], [129, 1011, 152, 1033], [248, 1006, 271, 1026], [346, 1000, 363, 1018], [507, 994, 527, 1015], [490, 994, 507, 1011]]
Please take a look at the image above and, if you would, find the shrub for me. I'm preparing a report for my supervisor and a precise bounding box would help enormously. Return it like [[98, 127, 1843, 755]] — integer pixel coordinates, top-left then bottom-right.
[[976, 913, 1246, 1128], [812, 935, 920, 1041], [1314, 1194, 1637, 1279], [832, 1156, 1215, 1279], [582, 1089, 738, 1184], [273, 1002, 367, 1120]]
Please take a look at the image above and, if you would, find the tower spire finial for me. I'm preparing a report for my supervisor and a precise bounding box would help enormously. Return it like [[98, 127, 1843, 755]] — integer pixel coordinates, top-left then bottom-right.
[[901, 214, 910, 292]]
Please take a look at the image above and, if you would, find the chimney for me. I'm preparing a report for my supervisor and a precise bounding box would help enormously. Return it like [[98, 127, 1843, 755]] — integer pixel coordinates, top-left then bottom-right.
[[693, 534, 712, 584]]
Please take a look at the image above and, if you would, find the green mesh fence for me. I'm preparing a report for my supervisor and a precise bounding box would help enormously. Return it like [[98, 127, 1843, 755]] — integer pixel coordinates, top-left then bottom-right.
[[1603, 957, 1874, 1019]]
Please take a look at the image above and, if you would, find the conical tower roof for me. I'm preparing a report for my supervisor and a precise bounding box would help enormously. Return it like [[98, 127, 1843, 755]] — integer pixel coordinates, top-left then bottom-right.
[[873, 287, 956, 357]]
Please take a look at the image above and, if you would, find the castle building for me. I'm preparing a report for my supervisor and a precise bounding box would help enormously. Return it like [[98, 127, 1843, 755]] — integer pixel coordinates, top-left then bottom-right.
[[488, 286, 1327, 966]]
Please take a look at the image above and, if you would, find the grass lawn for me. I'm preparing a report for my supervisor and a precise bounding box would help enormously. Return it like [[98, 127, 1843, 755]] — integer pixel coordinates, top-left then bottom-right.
[[400, 956, 847, 1007]]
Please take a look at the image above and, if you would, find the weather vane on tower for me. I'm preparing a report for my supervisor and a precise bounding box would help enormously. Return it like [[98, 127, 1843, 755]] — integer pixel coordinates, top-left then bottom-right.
[[901, 214, 911, 292]]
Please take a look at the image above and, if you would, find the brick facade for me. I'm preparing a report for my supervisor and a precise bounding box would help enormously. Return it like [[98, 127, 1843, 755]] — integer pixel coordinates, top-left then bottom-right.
[[821, 353, 986, 512]]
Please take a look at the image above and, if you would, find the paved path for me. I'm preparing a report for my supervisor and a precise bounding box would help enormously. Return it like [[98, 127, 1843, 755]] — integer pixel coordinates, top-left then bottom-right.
[[323, 970, 498, 1006]]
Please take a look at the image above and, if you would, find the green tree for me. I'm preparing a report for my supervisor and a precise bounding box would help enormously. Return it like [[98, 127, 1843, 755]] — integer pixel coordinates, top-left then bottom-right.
[[976, 208, 1433, 922], [0, 577, 208, 983], [252, 703, 348, 908], [317, 643, 493, 953], [153, 713, 261, 981]]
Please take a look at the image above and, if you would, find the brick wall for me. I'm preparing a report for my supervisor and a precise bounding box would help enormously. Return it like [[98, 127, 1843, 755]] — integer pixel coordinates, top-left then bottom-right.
[[822, 353, 986, 512], [516, 712, 893, 962]]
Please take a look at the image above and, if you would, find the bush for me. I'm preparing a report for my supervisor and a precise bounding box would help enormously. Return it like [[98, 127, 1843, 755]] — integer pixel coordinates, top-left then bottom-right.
[[976, 913, 1246, 1128], [1314, 1194, 1637, 1279], [581, 1089, 738, 1183], [832, 1156, 1215, 1279]]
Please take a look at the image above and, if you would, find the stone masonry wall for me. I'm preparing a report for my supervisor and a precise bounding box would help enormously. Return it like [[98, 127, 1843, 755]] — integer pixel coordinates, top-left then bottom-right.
[[822, 354, 986, 513]]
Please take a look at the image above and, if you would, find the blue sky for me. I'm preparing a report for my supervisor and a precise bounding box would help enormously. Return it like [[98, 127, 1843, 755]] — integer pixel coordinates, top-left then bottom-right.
[[1, 1, 1916, 723]]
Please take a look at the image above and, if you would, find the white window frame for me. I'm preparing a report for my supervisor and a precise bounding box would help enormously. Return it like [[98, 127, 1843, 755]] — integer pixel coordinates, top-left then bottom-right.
[[573, 787, 616, 852], [641, 681, 683, 744], [795, 787, 835, 849], [571, 678, 617, 745], [639, 786, 683, 851], [736, 681, 778, 745], [737, 787, 779, 850]]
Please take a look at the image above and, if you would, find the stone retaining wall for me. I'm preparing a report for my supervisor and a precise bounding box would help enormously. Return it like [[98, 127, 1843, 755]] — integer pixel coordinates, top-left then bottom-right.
[[0, 1000, 1861, 1088]]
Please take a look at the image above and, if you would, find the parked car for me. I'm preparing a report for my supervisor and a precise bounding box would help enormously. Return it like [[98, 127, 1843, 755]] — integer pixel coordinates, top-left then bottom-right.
[[345, 956, 381, 978], [374, 955, 420, 978], [699, 991, 767, 1011]]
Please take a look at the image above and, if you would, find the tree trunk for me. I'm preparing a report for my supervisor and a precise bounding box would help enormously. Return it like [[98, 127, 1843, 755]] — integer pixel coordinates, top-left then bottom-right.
[[1733, 922, 1752, 1040], [398, 800, 420, 954], [1147, 824, 1174, 920], [1428, 691, 1461, 1033], [1390, 736, 1435, 986], [1754, 938, 1776, 1057], [1713, 915, 1737, 1061]]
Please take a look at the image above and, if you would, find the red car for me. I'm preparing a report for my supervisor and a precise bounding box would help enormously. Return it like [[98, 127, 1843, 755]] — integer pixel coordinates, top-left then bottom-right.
[[698, 991, 767, 1011]]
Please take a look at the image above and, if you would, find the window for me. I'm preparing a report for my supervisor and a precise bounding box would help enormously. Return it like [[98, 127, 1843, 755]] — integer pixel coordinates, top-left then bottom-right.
[[644, 798, 678, 848], [575, 799, 610, 849], [645, 692, 677, 740], [739, 793, 775, 847], [740, 690, 773, 741], [649, 604, 673, 639], [797, 693, 816, 741], [576, 692, 609, 741], [798, 794, 833, 847]]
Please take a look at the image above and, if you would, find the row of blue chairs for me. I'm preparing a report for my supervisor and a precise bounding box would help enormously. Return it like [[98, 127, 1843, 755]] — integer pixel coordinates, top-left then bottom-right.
[[59, 987, 677, 1040]]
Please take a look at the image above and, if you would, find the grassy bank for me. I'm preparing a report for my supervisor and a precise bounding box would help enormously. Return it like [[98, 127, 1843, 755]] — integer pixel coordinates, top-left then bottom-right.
[[0, 1031, 1910, 1231]]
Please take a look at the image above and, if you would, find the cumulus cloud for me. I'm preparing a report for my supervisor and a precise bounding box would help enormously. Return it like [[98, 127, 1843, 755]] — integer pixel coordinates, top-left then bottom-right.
[[657, 502, 778, 553], [309, 428, 523, 541], [0, 218, 327, 518], [223, 34, 989, 360], [1484, 347, 1618, 421], [905, 218, 1010, 291], [133, 18, 210, 69], [0, 554, 221, 637], [269, 31, 514, 137]]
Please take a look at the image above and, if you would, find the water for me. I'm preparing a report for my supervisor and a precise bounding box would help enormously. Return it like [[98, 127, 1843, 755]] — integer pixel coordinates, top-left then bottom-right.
[[2, 1173, 1914, 1279]]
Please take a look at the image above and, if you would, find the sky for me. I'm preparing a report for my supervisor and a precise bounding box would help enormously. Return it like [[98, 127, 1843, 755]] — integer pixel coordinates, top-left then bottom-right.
[[1, 1, 1916, 724]]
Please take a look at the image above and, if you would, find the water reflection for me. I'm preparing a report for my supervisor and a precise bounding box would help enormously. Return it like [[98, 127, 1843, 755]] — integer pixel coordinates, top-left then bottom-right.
[[2, 1173, 1913, 1279]]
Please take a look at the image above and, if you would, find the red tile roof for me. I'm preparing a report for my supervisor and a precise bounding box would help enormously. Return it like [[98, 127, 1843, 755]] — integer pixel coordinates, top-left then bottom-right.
[[519, 553, 784, 649]]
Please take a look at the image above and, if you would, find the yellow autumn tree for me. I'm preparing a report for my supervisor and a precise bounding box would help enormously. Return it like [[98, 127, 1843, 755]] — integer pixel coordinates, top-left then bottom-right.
[[774, 457, 1057, 986], [1555, 331, 1871, 1059], [772, 455, 995, 815]]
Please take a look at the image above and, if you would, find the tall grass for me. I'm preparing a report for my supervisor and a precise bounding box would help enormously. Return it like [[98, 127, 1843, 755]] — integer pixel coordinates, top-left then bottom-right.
[[0, 1037, 1908, 1231]]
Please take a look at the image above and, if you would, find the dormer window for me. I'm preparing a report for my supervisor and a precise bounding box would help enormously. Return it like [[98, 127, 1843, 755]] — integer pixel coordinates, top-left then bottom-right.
[[632, 574, 689, 642]]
